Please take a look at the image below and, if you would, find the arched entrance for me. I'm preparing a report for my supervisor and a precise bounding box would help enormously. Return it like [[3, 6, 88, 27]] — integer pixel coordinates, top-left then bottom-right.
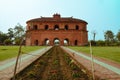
[[44, 38, 50, 45], [74, 40, 78, 46], [64, 39, 69, 46], [35, 40, 38, 46], [54, 38, 60, 45]]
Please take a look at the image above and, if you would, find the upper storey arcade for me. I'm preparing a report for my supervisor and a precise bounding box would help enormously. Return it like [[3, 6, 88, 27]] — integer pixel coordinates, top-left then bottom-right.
[[26, 14, 88, 31]]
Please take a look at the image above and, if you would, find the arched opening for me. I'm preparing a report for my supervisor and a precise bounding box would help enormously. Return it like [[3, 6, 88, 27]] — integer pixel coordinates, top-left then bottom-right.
[[33, 25, 38, 30], [64, 39, 69, 46], [45, 25, 49, 30], [54, 25, 59, 30], [75, 25, 79, 30], [35, 40, 38, 46], [44, 38, 50, 45], [74, 40, 78, 46], [65, 25, 68, 30], [54, 38, 60, 45]]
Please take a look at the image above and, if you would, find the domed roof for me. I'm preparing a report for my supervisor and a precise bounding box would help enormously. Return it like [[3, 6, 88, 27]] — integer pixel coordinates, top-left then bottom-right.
[[26, 14, 87, 24]]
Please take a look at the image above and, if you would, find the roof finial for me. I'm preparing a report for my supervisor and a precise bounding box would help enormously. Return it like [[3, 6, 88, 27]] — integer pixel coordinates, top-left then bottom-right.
[[53, 13, 61, 19]]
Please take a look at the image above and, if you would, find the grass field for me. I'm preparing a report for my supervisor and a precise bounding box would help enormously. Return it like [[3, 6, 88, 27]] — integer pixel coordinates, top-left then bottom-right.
[[68, 46, 120, 63], [0, 46, 45, 61]]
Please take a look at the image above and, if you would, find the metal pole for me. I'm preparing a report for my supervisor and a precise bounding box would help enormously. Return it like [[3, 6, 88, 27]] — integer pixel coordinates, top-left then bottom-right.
[[90, 41, 95, 80]]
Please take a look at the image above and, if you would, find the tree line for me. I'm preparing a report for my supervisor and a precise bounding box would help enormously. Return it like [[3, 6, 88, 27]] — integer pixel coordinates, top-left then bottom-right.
[[0, 24, 120, 46], [91, 30, 120, 46], [0, 23, 25, 45]]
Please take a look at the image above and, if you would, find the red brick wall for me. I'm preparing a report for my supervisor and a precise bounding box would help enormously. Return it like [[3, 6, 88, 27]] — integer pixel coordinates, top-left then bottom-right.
[[26, 16, 88, 46]]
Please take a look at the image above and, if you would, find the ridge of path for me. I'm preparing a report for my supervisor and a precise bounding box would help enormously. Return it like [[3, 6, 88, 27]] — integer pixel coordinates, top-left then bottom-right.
[[0, 47, 52, 80], [62, 46, 120, 80]]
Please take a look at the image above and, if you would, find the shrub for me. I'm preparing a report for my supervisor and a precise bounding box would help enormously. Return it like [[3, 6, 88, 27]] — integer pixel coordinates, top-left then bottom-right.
[[4, 39, 12, 45], [96, 40, 105, 46]]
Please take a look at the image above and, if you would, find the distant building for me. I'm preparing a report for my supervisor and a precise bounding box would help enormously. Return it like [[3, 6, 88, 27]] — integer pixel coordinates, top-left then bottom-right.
[[26, 14, 88, 46]]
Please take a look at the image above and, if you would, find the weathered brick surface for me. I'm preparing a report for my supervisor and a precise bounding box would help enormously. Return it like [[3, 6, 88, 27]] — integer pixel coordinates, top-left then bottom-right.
[[26, 14, 88, 46]]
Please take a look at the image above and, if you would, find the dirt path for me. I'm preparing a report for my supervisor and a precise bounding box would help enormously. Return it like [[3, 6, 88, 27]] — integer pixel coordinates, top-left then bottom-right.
[[13, 46, 91, 80]]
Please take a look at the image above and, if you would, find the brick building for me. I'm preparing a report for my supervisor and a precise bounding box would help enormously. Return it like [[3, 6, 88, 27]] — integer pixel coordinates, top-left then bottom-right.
[[26, 14, 88, 46]]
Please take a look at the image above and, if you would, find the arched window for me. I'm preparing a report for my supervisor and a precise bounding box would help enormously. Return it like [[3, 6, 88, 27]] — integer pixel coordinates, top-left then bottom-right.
[[33, 25, 38, 30], [65, 25, 68, 30], [54, 25, 59, 30], [74, 40, 78, 45], [35, 40, 38, 46], [45, 25, 49, 30], [75, 25, 79, 30]]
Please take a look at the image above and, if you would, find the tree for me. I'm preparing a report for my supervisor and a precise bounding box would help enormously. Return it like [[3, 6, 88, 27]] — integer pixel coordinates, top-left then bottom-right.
[[104, 30, 114, 45], [116, 30, 120, 42], [96, 40, 105, 46], [14, 38, 21, 45], [90, 40, 96, 46], [104, 30, 114, 42], [14, 23, 25, 44], [7, 28, 14, 40], [0, 31, 8, 45], [4, 39, 12, 45], [14, 23, 25, 39]]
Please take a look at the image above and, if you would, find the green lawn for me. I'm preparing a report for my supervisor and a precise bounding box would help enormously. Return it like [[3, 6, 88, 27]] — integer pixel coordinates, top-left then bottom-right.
[[68, 46, 120, 63], [0, 46, 45, 61]]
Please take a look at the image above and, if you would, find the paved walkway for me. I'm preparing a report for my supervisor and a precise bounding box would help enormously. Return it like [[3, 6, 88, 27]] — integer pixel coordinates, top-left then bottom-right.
[[0, 47, 52, 80], [62, 47, 120, 80]]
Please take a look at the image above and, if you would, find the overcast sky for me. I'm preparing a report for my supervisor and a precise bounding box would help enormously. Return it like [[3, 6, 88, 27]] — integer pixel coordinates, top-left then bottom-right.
[[0, 0, 120, 40]]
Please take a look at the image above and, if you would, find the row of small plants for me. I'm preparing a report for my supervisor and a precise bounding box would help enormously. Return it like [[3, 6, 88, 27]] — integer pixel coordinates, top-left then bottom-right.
[[12, 46, 92, 80], [12, 47, 53, 80], [47, 47, 64, 80], [64, 53, 92, 80]]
